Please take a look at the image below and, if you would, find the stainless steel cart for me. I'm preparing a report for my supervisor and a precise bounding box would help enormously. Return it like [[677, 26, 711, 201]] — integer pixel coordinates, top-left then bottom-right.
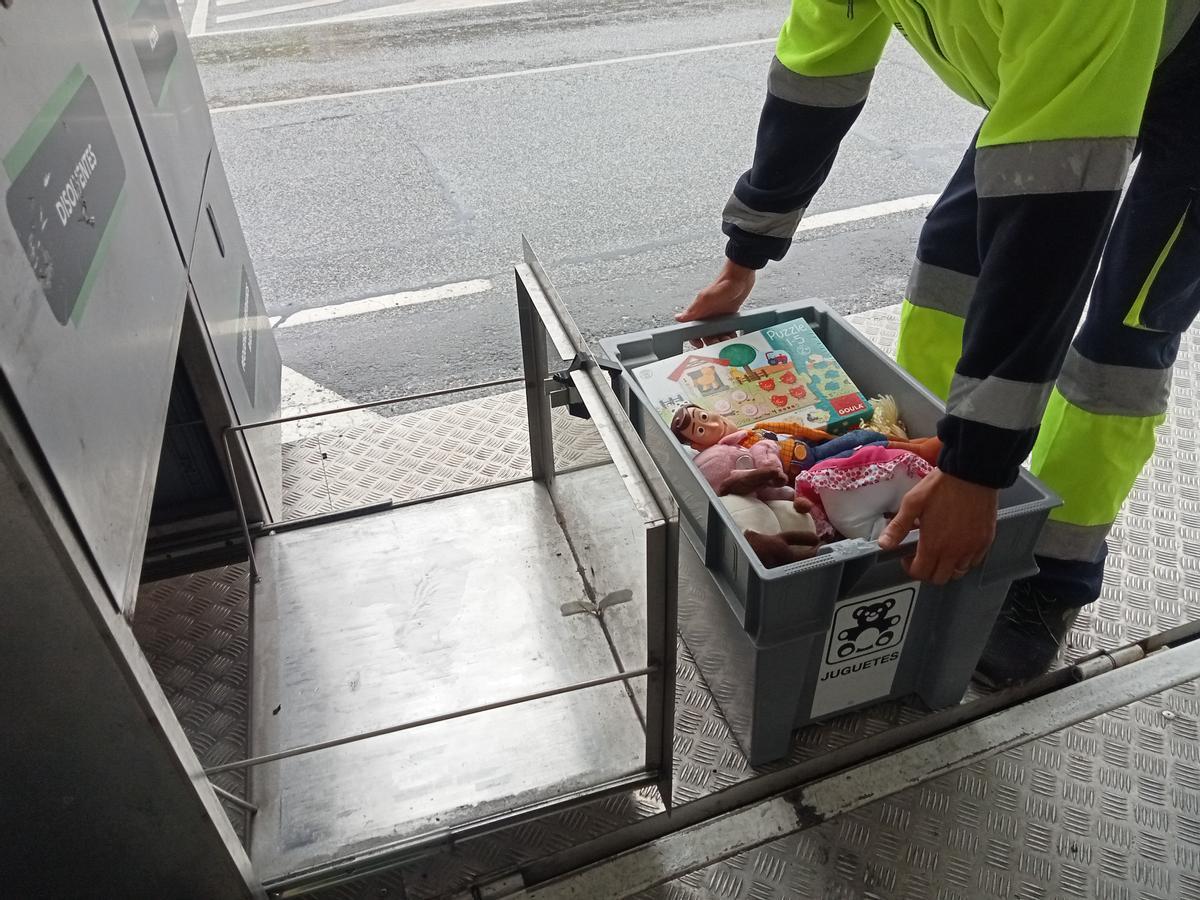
[[206, 245, 680, 889]]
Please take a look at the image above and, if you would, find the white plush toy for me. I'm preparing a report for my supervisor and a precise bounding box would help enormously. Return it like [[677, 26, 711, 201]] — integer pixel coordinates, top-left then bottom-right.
[[689, 439, 821, 566], [720, 494, 817, 537], [797, 444, 933, 541]]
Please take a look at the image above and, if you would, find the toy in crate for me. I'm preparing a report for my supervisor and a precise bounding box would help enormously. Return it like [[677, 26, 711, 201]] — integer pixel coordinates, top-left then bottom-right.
[[633, 319, 873, 434], [632, 317, 947, 565]]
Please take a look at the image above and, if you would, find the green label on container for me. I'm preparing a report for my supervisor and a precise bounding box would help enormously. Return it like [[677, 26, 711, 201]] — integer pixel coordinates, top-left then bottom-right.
[[4, 67, 127, 326]]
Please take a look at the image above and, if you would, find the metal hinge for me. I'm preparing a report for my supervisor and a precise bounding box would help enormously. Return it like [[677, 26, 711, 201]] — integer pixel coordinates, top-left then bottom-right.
[[545, 352, 623, 419]]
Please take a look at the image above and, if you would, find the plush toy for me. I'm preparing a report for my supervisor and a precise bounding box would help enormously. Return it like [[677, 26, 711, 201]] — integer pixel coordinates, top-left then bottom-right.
[[692, 439, 821, 566], [867, 394, 909, 441], [863, 394, 943, 465], [670, 403, 888, 475], [796, 444, 933, 541], [695, 434, 793, 501], [887, 435, 943, 467]]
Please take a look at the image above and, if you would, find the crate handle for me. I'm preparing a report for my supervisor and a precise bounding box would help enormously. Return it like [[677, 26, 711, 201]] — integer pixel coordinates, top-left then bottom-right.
[[834, 533, 918, 594]]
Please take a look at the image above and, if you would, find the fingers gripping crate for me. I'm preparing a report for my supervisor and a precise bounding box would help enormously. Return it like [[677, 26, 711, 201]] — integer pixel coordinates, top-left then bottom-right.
[[601, 301, 1059, 764]]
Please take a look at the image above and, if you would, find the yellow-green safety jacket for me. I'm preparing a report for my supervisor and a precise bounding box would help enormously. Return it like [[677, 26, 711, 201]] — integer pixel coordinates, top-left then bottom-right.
[[723, 0, 1200, 488]]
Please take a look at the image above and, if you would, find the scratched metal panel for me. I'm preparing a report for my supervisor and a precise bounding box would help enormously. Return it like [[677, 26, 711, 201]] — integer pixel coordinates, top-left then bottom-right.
[[248, 479, 648, 883]]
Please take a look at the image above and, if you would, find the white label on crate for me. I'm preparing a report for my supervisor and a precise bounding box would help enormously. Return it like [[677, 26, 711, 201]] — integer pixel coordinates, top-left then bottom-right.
[[810, 582, 918, 718]]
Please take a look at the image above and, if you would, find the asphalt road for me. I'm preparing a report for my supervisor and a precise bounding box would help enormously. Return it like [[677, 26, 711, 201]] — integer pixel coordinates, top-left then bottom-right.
[[191, 0, 984, 406]]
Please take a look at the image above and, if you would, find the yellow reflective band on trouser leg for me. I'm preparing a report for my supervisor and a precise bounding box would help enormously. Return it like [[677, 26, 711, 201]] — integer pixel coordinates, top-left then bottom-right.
[[895, 300, 963, 403], [1030, 388, 1166, 561]]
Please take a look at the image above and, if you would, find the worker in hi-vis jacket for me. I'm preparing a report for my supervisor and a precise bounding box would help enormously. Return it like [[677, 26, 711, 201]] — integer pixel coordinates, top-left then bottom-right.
[[677, 1, 1200, 683]]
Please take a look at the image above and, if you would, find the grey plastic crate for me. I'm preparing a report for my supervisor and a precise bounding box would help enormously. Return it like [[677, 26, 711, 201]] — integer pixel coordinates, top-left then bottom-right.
[[601, 301, 1059, 763]]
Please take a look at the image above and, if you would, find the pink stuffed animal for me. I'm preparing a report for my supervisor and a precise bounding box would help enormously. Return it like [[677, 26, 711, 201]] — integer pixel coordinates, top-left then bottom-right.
[[693, 439, 820, 566], [695, 437, 794, 502]]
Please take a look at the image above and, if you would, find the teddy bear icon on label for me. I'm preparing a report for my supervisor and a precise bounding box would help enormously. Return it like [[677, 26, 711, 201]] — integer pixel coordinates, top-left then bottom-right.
[[836, 599, 903, 658]]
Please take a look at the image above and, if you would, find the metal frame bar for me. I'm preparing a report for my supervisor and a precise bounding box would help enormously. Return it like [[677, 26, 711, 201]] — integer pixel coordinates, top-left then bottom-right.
[[221, 426, 262, 580], [205, 666, 655, 775], [260, 459, 616, 537], [212, 785, 259, 815], [517, 266, 557, 485], [234, 377, 524, 431], [515, 239, 680, 807], [569, 365, 677, 803]]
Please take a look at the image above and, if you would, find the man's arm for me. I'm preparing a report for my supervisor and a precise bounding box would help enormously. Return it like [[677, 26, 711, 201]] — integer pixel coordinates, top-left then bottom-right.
[[882, 1, 1163, 584], [723, 1, 892, 270], [678, 0, 891, 325]]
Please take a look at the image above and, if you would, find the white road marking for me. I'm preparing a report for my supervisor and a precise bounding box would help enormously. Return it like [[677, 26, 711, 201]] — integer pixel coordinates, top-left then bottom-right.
[[270, 196, 934, 426], [210, 37, 776, 113], [321, 0, 531, 24], [280, 365, 382, 443], [198, 0, 534, 35], [190, 0, 211, 35], [274, 278, 492, 330], [795, 195, 939, 234], [268, 198, 931, 333], [217, 0, 344, 23]]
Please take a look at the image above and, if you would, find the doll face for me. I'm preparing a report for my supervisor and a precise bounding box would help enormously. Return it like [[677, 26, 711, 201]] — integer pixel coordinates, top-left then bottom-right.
[[674, 407, 733, 448]]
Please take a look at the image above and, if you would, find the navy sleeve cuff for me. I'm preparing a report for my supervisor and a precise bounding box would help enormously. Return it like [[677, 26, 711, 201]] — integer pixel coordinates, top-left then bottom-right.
[[936, 415, 1033, 490], [724, 238, 772, 271]]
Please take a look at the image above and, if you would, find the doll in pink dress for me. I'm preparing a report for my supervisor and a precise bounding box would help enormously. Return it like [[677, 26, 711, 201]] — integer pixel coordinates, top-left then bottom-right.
[[796, 444, 933, 541]]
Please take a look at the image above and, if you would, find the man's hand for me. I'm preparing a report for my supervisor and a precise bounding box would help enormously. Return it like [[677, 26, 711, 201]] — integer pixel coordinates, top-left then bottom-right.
[[677, 260, 756, 345], [877, 469, 998, 585]]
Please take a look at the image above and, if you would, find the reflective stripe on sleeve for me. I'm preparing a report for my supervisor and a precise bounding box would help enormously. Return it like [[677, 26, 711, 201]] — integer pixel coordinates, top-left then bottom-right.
[[946, 373, 1055, 431], [722, 194, 805, 239], [767, 56, 874, 108]]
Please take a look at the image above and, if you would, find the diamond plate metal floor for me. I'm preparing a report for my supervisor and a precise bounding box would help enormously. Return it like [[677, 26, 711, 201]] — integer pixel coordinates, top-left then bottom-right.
[[277, 388, 609, 521], [664, 678, 1200, 900], [132, 304, 1200, 900], [133, 566, 253, 842]]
